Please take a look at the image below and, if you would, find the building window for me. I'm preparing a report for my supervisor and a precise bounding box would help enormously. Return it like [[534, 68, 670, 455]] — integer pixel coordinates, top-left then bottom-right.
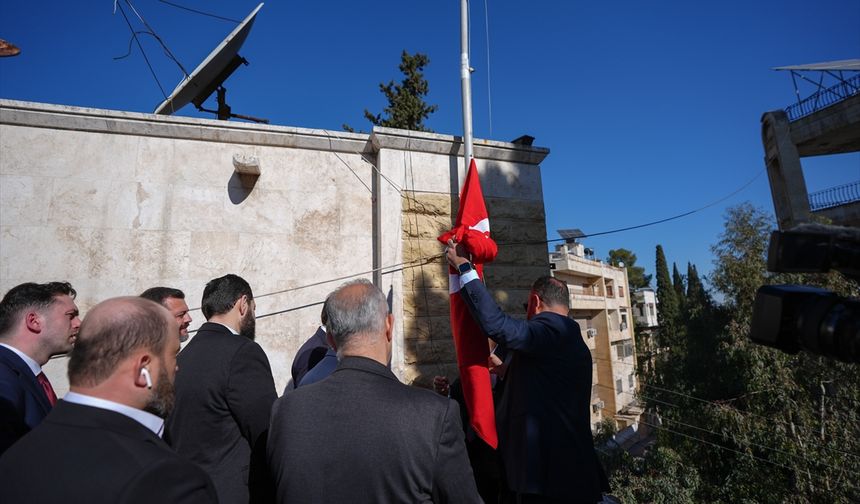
[[648, 304, 655, 316], [628, 373, 634, 389], [619, 286, 624, 297], [615, 340, 634, 359], [616, 378, 623, 393], [606, 285, 614, 297]]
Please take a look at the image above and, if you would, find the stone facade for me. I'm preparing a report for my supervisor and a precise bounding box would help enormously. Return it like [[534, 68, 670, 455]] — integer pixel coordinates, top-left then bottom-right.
[[549, 242, 641, 431], [0, 100, 549, 393]]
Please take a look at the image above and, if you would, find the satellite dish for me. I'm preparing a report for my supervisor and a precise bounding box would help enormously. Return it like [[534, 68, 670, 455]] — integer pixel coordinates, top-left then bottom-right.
[[154, 3, 267, 123]]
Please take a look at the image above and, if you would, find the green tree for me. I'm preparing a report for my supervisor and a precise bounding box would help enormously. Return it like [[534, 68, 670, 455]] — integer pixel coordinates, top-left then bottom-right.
[[344, 50, 438, 133], [672, 262, 686, 315], [654, 245, 679, 345], [639, 204, 860, 502], [607, 248, 652, 289], [609, 447, 701, 504]]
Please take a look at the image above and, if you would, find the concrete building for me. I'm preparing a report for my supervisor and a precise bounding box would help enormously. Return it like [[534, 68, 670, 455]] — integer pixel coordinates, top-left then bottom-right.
[[762, 60, 860, 231], [632, 287, 659, 382], [632, 288, 657, 328], [0, 99, 550, 394], [549, 241, 640, 431]]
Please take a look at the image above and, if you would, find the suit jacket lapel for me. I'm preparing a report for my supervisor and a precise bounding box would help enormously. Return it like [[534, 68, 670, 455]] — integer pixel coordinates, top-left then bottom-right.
[[0, 346, 52, 414]]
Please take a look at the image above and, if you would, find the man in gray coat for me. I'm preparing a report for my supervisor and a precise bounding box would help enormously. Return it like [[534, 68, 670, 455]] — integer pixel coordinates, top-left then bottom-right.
[[267, 279, 481, 504]]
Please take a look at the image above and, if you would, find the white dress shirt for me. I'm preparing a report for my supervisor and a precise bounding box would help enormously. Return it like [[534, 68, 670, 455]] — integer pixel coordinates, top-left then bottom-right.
[[0, 343, 41, 376], [63, 391, 165, 437]]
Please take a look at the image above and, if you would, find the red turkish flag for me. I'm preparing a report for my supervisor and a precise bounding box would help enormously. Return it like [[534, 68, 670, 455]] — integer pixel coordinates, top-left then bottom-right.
[[437, 158, 498, 449]]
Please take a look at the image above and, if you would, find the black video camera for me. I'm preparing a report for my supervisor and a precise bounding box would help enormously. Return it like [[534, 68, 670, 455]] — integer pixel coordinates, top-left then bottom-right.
[[750, 225, 860, 363]]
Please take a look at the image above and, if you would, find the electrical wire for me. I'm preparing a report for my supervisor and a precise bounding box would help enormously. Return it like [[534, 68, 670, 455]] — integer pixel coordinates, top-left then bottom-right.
[[186, 253, 444, 312], [483, 0, 493, 137], [187, 158, 762, 316], [642, 383, 860, 460], [638, 393, 856, 468], [405, 150, 447, 378], [123, 0, 190, 78], [638, 418, 801, 474], [500, 168, 766, 247], [157, 0, 242, 23], [114, 1, 168, 100]]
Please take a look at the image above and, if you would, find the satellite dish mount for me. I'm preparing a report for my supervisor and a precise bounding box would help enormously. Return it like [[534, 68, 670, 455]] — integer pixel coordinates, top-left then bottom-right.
[[154, 3, 268, 124], [191, 55, 266, 123]]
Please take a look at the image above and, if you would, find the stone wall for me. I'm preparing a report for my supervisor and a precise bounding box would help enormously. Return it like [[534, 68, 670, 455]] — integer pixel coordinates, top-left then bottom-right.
[[0, 100, 549, 393]]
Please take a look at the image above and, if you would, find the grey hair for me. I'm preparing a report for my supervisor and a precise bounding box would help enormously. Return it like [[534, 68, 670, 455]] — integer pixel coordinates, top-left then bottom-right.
[[325, 279, 388, 353]]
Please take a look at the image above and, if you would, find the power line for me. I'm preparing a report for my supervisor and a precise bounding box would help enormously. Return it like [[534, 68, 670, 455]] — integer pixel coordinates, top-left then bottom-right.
[[187, 253, 444, 312], [642, 383, 860, 460], [638, 393, 856, 467], [157, 0, 242, 23], [406, 150, 446, 378], [483, 0, 493, 137], [114, 1, 168, 100], [501, 168, 766, 247], [123, 0, 190, 78], [639, 418, 801, 474]]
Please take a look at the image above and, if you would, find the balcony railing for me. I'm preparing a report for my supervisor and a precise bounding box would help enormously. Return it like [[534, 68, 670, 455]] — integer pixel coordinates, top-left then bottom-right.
[[785, 74, 860, 122], [808, 180, 860, 211]]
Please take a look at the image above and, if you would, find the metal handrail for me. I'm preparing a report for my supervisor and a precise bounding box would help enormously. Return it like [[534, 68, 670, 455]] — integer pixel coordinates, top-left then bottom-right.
[[785, 74, 860, 121], [808, 180, 860, 211]]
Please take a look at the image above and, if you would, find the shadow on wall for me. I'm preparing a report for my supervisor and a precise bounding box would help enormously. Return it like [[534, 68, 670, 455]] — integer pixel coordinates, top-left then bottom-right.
[[228, 172, 259, 204]]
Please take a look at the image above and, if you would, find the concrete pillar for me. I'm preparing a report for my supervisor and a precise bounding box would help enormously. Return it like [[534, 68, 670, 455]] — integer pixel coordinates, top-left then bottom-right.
[[761, 110, 810, 230]]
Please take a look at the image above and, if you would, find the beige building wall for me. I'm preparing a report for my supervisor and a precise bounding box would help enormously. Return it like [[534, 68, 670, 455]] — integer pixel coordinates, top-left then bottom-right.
[[0, 100, 549, 393], [551, 243, 639, 430]]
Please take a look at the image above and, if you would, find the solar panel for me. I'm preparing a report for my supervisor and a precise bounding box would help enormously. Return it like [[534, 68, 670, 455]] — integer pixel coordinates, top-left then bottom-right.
[[558, 229, 585, 242]]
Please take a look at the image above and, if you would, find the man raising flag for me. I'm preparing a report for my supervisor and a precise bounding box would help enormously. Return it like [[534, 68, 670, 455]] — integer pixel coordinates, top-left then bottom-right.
[[437, 158, 498, 449]]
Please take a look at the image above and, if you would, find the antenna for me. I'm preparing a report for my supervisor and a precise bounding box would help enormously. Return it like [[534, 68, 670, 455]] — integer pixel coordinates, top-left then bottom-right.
[[154, 3, 267, 123]]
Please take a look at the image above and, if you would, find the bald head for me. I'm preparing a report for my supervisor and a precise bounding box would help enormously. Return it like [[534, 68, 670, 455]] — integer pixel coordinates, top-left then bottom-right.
[[68, 297, 172, 388], [325, 280, 390, 360]]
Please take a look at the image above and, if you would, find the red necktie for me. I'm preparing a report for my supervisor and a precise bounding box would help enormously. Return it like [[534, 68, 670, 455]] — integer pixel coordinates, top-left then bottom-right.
[[37, 372, 57, 406]]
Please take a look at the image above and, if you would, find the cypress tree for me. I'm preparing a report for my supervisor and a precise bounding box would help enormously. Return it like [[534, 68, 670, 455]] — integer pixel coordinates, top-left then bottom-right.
[[672, 262, 686, 316], [655, 245, 679, 345]]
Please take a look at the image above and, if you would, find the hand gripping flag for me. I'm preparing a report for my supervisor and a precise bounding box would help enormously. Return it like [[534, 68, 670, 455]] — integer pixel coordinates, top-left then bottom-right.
[[437, 158, 498, 449]]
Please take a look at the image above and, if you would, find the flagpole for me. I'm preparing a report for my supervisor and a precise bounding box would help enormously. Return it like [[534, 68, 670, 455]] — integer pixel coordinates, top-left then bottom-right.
[[460, 0, 474, 164]]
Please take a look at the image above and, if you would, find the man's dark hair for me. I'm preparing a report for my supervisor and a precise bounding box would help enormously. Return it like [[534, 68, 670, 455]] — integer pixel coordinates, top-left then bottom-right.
[[140, 286, 186, 306], [201, 274, 253, 320], [0, 282, 77, 336], [69, 298, 168, 387], [532, 276, 570, 309]]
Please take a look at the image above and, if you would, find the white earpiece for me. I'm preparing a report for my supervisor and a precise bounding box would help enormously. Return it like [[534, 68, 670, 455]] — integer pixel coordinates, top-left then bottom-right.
[[140, 368, 152, 389]]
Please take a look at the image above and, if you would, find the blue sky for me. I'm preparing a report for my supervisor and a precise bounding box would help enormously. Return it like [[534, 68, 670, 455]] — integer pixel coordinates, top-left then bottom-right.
[[2, 0, 858, 289]]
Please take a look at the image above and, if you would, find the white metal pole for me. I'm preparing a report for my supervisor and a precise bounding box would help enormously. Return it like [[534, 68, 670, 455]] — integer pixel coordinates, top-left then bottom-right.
[[460, 0, 474, 164]]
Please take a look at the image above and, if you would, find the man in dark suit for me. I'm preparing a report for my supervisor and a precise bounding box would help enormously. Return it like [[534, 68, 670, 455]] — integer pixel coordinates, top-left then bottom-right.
[[166, 274, 277, 504], [447, 240, 610, 504], [140, 286, 193, 343], [0, 296, 218, 503], [287, 303, 329, 391], [0, 281, 81, 454], [267, 279, 482, 504]]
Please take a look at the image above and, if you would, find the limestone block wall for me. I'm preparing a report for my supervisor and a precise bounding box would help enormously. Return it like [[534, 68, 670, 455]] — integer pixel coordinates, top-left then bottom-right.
[[372, 129, 550, 387], [0, 101, 550, 394]]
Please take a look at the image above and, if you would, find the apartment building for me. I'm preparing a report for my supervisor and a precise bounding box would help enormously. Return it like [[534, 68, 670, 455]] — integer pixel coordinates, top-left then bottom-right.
[[549, 241, 640, 431]]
